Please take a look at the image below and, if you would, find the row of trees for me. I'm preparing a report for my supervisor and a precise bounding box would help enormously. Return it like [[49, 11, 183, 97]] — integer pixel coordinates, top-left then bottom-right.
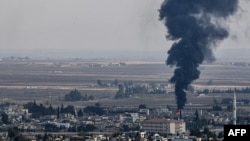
[[23, 101, 76, 118], [115, 81, 166, 98], [84, 103, 106, 116], [8, 127, 96, 140], [43, 123, 97, 132], [198, 87, 250, 94], [97, 79, 119, 87], [23, 101, 105, 118], [221, 98, 250, 105]]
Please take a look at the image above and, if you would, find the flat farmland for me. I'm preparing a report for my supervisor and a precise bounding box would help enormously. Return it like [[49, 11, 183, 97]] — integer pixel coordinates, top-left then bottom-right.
[[0, 60, 250, 107]]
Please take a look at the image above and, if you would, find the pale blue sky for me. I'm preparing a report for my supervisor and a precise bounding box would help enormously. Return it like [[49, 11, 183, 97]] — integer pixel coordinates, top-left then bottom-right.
[[0, 0, 249, 60]]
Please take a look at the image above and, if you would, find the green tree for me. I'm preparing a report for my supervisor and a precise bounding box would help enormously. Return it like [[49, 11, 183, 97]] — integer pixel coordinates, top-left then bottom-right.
[[227, 105, 233, 111], [97, 80, 103, 86], [60, 104, 64, 113], [139, 104, 147, 109], [95, 103, 100, 107], [57, 107, 60, 119], [85, 124, 96, 132], [43, 133, 49, 141], [77, 124, 96, 132], [221, 98, 232, 104], [8, 127, 31, 141], [77, 109, 83, 117], [194, 110, 199, 121], [203, 127, 216, 140], [14, 135, 30, 141], [88, 95, 94, 101], [1, 112, 9, 124], [64, 89, 82, 101], [84, 105, 105, 116], [115, 84, 125, 98], [113, 79, 119, 86], [63, 105, 75, 115], [44, 124, 60, 132], [212, 105, 222, 111], [135, 132, 141, 141], [8, 127, 19, 140], [217, 132, 224, 139], [203, 89, 209, 94], [190, 128, 202, 137], [23, 102, 56, 118], [118, 84, 124, 92], [149, 82, 157, 90]]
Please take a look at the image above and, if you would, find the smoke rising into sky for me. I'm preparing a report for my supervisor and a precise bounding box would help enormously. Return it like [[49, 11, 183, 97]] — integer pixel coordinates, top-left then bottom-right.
[[158, 0, 239, 109]]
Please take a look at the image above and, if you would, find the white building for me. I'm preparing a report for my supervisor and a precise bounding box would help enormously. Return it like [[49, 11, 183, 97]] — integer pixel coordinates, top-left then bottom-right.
[[142, 118, 186, 135]]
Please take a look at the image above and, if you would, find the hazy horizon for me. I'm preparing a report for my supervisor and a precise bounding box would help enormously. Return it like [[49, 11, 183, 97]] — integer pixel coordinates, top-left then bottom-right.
[[0, 0, 250, 61]]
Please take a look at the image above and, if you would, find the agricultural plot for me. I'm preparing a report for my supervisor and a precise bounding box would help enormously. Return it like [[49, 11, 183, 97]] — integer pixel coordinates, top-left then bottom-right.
[[0, 60, 250, 108]]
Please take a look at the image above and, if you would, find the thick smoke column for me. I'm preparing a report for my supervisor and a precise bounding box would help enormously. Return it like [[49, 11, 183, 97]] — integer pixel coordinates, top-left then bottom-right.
[[159, 0, 238, 110]]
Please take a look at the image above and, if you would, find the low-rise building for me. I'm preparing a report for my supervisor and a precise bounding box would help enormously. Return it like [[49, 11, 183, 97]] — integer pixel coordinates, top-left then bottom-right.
[[142, 118, 186, 135]]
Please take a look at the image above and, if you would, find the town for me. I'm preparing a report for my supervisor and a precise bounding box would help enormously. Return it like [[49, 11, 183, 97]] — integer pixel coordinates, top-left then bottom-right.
[[0, 58, 250, 141], [1, 80, 250, 141]]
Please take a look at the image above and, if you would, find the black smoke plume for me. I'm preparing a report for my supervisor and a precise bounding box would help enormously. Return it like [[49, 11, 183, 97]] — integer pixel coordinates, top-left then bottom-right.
[[159, 0, 238, 110]]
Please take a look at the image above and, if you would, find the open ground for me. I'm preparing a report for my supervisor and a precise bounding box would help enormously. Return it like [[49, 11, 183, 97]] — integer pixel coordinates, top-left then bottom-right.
[[0, 59, 250, 109]]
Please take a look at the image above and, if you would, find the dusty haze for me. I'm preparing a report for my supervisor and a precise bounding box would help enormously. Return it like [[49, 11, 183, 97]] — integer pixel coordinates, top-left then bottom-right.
[[0, 0, 249, 60]]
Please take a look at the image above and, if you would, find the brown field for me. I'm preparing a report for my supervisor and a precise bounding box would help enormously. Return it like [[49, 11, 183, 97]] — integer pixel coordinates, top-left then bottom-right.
[[0, 59, 250, 108]]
